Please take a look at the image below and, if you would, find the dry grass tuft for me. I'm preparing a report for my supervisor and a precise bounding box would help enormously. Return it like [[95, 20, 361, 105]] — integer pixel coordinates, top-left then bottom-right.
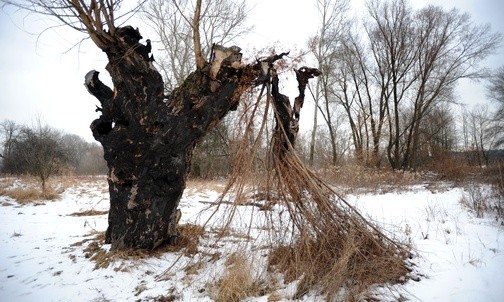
[[212, 252, 266, 302], [83, 232, 110, 269], [269, 227, 409, 300], [69, 209, 109, 217], [0, 176, 68, 203], [3, 187, 41, 203], [170, 224, 205, 256], [2, 186, 60, 203]]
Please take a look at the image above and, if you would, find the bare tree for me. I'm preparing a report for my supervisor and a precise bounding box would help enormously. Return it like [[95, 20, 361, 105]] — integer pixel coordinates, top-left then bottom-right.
[[10, 121, 65, 191], [334, 0, 501, 170], [60, 134, 89, 172], [143, 0, 249, 178], [402, 5, 501, 169], [487, 66, 504, 147], [365, 0, 417, 169], [77, 142, 108, 175], [0, 120, 20, 172], [416, 104, 456, 164], [308, 0, 349, 166], [79, 142, 108, 175], [466, 105, 497, 166]]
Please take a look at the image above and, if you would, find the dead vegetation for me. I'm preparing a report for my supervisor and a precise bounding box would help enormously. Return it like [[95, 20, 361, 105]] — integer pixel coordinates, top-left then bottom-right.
[[79, 224, 206, 270], [321, 165, 420, 194], [265, 153, 411, 299], [69, 209, 109, 216], [210, 252, 268, 302], [0, 176, 60, 202], [0, 175, 107, 204], [196, 83, 414, 300], [455, 163, 504, 220], [1, 186, 61, 203]]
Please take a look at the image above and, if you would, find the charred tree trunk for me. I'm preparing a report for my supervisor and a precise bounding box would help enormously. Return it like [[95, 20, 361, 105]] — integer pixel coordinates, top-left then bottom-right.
[[85, 27, 256, 250], [271, 64, 320, 157]]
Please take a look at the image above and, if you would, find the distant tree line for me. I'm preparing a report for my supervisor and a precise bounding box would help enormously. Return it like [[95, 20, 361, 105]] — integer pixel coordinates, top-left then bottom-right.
[[0, 119, 107, 188], [302, 0, 503, 171]]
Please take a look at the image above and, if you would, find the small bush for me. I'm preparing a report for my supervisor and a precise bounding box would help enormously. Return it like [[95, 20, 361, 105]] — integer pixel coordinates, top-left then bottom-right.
[[460, 186, 487, 218]]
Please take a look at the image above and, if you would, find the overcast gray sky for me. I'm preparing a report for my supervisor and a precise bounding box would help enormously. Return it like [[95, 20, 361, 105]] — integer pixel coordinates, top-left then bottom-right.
[[0, 0, 503, 142]]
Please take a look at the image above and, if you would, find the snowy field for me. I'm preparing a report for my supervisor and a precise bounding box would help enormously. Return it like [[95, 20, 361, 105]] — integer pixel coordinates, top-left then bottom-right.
[[1, 176, 503, 301]]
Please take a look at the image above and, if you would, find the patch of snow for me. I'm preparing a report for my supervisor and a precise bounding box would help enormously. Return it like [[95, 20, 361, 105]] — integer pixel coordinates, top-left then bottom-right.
[[0, 177, 503, 301]]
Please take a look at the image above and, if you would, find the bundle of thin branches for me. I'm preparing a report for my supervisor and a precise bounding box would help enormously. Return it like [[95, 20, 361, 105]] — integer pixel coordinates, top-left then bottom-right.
[[267, 147, 411, 299], [210, 64, 412, 299]]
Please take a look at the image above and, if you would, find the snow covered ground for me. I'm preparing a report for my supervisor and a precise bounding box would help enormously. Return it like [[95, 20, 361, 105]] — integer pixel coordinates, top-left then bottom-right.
[[0, 176, 503, 301]]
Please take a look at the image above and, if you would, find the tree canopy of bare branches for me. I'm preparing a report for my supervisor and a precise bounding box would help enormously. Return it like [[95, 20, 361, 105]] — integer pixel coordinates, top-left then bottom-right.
[[143, 0, 250, 91], [487, 66, 504, 147], [327, 0, 501, 169]]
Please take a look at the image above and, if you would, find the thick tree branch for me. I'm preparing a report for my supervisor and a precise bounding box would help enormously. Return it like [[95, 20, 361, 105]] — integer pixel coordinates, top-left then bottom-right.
[[193, 0, 205, 69]]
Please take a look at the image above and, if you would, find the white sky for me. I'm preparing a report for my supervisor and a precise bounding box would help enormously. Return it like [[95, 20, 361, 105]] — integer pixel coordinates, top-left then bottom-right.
[[0, 0, 503, 142]]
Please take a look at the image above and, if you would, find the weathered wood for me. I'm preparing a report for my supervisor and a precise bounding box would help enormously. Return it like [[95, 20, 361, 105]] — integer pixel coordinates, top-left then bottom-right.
[[271, 66, 320, 157]]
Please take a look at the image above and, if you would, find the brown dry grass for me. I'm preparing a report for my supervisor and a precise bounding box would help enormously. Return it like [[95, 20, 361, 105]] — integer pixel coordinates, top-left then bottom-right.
[[0, 175, 108, 204], [69, 209, 109, 216], [212, 252, 267, 302], [171, 224, 205, 256], [80, 224, 206, 270], [269, 228, 409, 300], [1, 186, 60, 203], [322, 165, 420, 194], [203, 84, 412, 300], [186, 179, 225, 193]]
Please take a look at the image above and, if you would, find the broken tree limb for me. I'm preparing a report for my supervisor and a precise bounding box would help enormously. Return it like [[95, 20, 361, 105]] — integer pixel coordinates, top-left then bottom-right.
[[84, 70, 114, 106], [85, 70, 117, 137], [292, 67, 321, 134], [270, 65, 320, 156]]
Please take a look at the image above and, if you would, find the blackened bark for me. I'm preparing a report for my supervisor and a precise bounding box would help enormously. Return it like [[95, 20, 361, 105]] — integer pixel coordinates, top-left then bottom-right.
[[271, 66, 320, 157], [85, 26, 256, 250]]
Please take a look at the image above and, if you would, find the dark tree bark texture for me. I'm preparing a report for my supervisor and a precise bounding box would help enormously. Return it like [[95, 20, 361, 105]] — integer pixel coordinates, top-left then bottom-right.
[[271, 65, 321, 157], [84, 26, 318, 250]]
